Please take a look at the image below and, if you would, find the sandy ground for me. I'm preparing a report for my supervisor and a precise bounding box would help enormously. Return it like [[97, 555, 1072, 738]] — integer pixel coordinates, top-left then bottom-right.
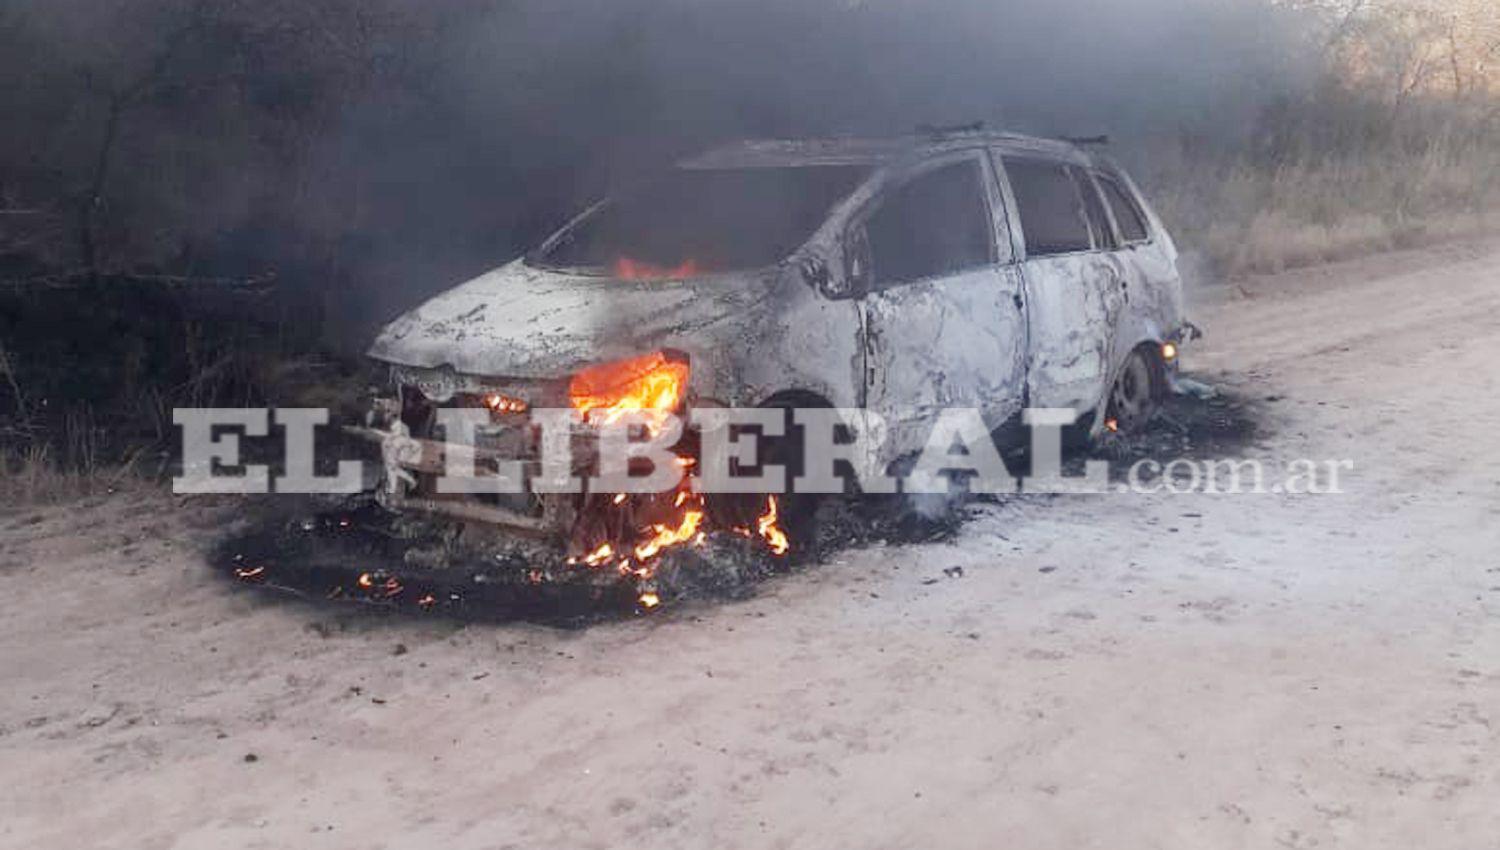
[[3, 239, 1500, 850]]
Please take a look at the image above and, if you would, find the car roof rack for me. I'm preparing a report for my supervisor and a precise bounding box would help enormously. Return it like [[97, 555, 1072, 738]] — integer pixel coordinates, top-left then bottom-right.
[[1060, 135, 1110, 147], [680, 131, 1094, 170], [916, 121, 986, 140]]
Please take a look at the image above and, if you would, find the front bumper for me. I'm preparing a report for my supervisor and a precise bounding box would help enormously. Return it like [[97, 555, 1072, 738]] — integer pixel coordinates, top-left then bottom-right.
[[347, 369, 704, 548], [347, 369, 580, 537], [344, 423, 567, 535]]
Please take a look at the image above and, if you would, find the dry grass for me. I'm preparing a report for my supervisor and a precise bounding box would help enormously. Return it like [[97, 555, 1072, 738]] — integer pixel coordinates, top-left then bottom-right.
[[0, 444, 97, 504], [1148, 131, 1500, 279], [0, 440, 157, 505]]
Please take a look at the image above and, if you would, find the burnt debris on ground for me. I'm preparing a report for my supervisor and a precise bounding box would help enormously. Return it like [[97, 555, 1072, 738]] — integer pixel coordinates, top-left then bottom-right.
[[1084, 386, 1267, 474], [212, 383, 1264, 627], [212, 496, 806, 628]]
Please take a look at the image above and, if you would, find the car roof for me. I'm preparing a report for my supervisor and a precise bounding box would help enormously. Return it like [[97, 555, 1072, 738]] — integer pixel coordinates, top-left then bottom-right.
[[677, 131, 1096, 170]]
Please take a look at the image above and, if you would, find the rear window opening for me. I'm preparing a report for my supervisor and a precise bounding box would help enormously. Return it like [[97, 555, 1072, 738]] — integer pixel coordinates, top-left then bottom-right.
[[535, 165, 870, 278], [1003, 158, 1094, 257], [1073, 167, 1117, 251], [1098, 175, 1151, 243]]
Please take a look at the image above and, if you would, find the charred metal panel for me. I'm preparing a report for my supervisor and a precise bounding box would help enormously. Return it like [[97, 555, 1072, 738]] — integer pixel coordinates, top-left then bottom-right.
[[368, 259, 778, 384], [861, 266, 1027, 459], [1019, 252, 1125, 411]]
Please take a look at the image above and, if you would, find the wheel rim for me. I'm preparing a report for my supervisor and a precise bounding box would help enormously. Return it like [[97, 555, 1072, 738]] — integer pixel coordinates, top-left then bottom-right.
[[1109, 352, 1157, 434]]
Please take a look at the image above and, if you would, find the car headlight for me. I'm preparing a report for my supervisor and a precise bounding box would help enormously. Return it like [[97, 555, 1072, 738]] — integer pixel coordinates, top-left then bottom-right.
[[569, 350, 691, 426]]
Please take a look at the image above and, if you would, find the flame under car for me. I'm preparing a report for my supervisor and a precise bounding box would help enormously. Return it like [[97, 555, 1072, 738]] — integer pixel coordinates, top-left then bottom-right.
[[356, 130, 1196, 563]]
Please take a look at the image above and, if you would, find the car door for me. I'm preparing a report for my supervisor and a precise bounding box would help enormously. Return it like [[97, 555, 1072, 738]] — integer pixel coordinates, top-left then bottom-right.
[[1094, 169, 1183, 327], [996, 155, 1128, 413], [851, 152, 1027, 460]]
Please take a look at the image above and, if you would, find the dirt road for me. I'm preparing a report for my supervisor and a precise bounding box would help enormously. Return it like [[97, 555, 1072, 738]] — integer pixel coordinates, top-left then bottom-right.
[[3, 240, 1499, 850]]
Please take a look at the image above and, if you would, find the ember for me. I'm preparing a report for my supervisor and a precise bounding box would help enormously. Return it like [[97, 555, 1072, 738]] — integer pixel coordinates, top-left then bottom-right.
[[613, 257, 701, 281], [354, 573, 404, 598], [482, 393, 529, 415], [581, 544, 614, 567]]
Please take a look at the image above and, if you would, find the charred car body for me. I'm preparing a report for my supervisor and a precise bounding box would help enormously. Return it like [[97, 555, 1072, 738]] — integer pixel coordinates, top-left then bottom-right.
[[358, 130, 1194, 556]]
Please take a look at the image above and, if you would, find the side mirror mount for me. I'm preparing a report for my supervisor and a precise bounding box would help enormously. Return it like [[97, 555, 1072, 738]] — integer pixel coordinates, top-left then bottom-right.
[[800, 254, 864, 301], [841, 226, 873, 300], [798, 230, 873, 301], [799, 255, 831, 294]]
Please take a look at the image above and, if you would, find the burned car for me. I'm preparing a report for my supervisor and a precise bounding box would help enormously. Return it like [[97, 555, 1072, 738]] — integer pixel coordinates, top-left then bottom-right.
[[357, 130, 1193, 563]]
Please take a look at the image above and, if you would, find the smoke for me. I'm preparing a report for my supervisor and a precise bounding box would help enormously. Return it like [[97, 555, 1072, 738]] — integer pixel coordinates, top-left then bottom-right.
[[315, 0, 1319, 329], [3, 0, 1325, 340]]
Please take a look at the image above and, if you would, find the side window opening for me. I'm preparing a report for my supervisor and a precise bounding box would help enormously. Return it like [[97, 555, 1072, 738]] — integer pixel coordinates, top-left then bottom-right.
[[862, 159, 993, 288], [1072, 167, 1117, 251], [1003, 158, 1094, 258], [1098, 175, 1151, 244]]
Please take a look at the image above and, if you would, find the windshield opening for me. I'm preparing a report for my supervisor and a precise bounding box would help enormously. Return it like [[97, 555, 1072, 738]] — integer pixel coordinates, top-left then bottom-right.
[[535, 165, 870, 279]]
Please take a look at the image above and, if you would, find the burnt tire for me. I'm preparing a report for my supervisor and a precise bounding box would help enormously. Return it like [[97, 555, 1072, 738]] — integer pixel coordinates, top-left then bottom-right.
[[701, 403, 820, 559], [1106, 348, 1162, 436], [760, 404, 821, 554]]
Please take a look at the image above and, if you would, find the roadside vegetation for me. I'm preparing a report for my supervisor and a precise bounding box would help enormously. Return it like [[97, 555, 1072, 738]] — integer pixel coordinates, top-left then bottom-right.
[[1149, 0, 1500, 275], [0, 0, 1496, 497]]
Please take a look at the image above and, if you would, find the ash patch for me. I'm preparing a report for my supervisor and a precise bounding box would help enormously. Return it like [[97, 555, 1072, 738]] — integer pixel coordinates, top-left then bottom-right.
[[1083, 385, 1267, 473], [812, 495, 970, 552], [212, 497, 794, 628], [210, 384, 1262, 626]]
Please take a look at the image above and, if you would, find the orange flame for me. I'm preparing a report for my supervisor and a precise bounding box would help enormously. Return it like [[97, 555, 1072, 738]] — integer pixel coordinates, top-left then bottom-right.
[[563, 451, 795, 613], [614, 257, 701, 281], [634, 494, 706, 562], [758, 496, 791, 556], [482, 393, 528, 415], [569, 352, 689, 428]]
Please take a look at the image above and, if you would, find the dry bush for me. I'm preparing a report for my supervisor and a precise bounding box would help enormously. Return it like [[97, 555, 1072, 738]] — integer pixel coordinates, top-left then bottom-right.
[[1144, 119, 1500, 279], [0, 392, 154, 505], [1142, 0, 1500, 279], [0, 444, 112, 505]]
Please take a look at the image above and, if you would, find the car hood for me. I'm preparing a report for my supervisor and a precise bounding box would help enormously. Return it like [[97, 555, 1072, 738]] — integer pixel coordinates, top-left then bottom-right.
[[368, 259, 773, 378]]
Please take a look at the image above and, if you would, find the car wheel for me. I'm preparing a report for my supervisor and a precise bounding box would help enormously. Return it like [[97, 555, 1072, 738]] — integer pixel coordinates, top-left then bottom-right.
[[760, 404, 822, 553], [1106, 348, 1160, 436], [703, 404, 820, 559]]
